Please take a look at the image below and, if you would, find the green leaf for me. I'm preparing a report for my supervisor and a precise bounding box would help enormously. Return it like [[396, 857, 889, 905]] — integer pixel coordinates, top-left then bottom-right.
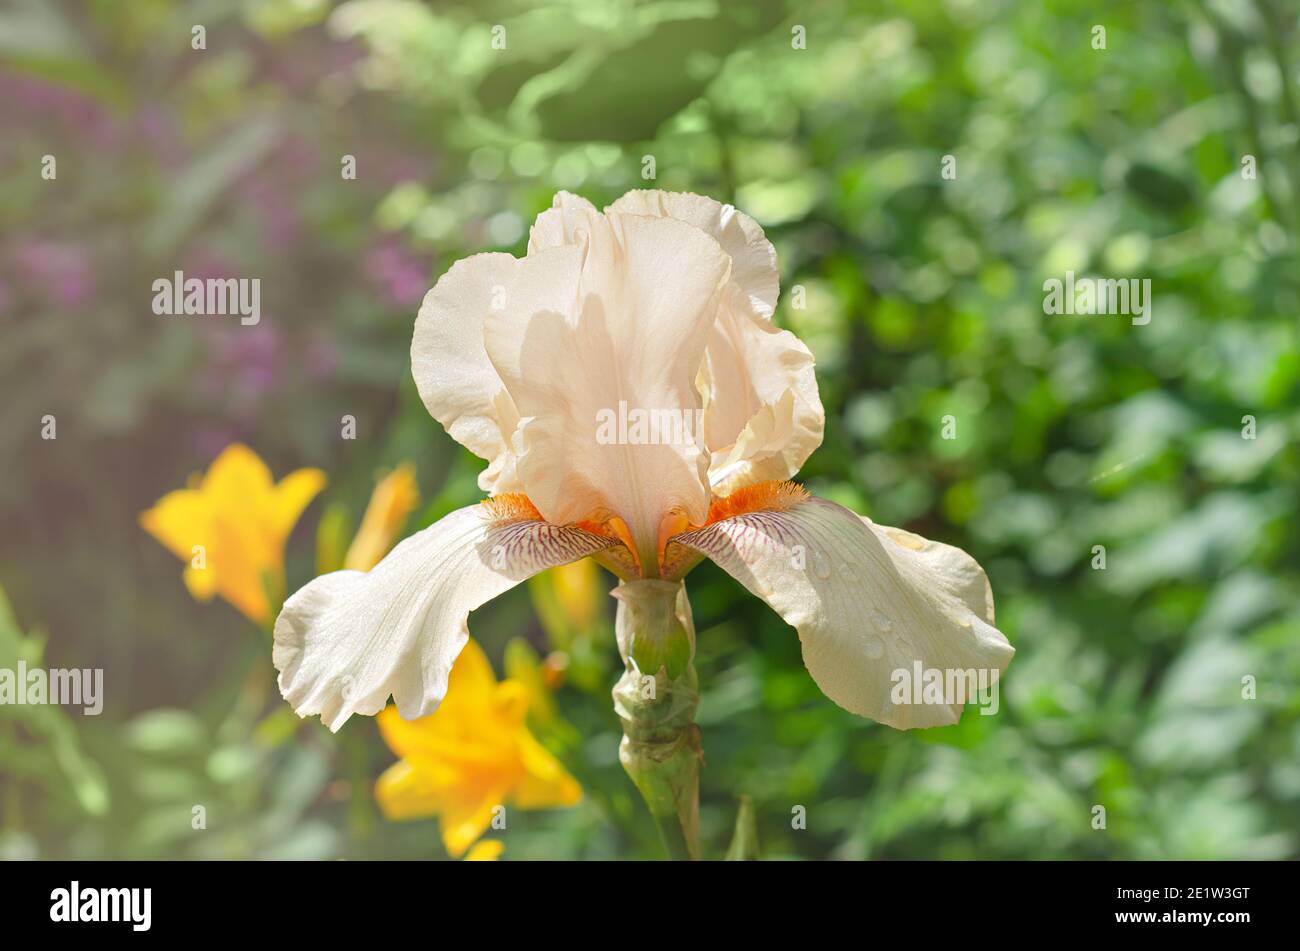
[[725, 795, 759, 860]]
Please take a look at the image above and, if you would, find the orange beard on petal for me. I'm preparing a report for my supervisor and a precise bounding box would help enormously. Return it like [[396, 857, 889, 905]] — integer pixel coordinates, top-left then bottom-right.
[[481, 487, 813, 581], [699, 479, 809, 527], [480, 493, 545, 523], [481, 493, 624, 539], [480, 493, 637, 576], [656, 480, 810, 580]]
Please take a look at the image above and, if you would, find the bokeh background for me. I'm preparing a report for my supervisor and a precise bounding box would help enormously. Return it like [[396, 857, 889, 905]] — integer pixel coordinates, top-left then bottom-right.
[[2, 0, 1298, 860]]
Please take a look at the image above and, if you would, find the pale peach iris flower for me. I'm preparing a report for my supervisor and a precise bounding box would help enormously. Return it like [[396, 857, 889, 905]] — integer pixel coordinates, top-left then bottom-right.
[[274, 190, 1012, 732]]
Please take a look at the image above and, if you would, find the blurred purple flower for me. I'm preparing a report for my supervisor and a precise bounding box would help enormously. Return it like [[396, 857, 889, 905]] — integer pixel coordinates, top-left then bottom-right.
[[183, 248, 241, 283], [191, 424, 245, 461], [0, 71, 116, 147], [236, 174, 303, 251], [305, 334, 339, 383], [197, 319, 284, 406], [259, 35, 365, 93], [16, 240, 96, 308], [364, 238, 429, 309], [276, 134, 319, 177], [371, 151, 431, 187], [136, 107, 186, 168]]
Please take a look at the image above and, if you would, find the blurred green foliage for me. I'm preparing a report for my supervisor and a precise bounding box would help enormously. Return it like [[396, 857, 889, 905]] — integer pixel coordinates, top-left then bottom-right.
[[1, 0, 1298, 860]]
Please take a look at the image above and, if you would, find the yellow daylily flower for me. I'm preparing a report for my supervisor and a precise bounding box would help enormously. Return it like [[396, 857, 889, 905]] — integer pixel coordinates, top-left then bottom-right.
[[374, 638, 581, 858], [464, 840, 505, 861], [504, 637, 561, 728], [344, 462, 420, 572], [140, 444, 325, 626], [528, 556, 604, 651], [550, 558, 601, 632]]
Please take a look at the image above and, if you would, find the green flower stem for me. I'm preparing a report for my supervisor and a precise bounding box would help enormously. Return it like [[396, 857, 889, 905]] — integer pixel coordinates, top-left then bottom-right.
[[611, 579, 702, 861]]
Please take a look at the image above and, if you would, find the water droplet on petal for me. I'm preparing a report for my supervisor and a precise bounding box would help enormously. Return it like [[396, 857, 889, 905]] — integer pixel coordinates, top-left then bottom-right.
[[858, 630, 884, 659]]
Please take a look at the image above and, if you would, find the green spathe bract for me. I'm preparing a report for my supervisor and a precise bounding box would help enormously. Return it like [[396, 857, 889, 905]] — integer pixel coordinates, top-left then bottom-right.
[[611, 579, 702, 860]]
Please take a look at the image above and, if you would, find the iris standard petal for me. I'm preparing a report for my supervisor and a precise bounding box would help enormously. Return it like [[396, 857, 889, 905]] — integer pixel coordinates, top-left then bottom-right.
[[607, 189, 778, 317], [527, 190, 599, 253], [411, 253, 526, 494], [606, 190, 824, 491], [484, 211, 729, 573], [700, 307, 824, 493]]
